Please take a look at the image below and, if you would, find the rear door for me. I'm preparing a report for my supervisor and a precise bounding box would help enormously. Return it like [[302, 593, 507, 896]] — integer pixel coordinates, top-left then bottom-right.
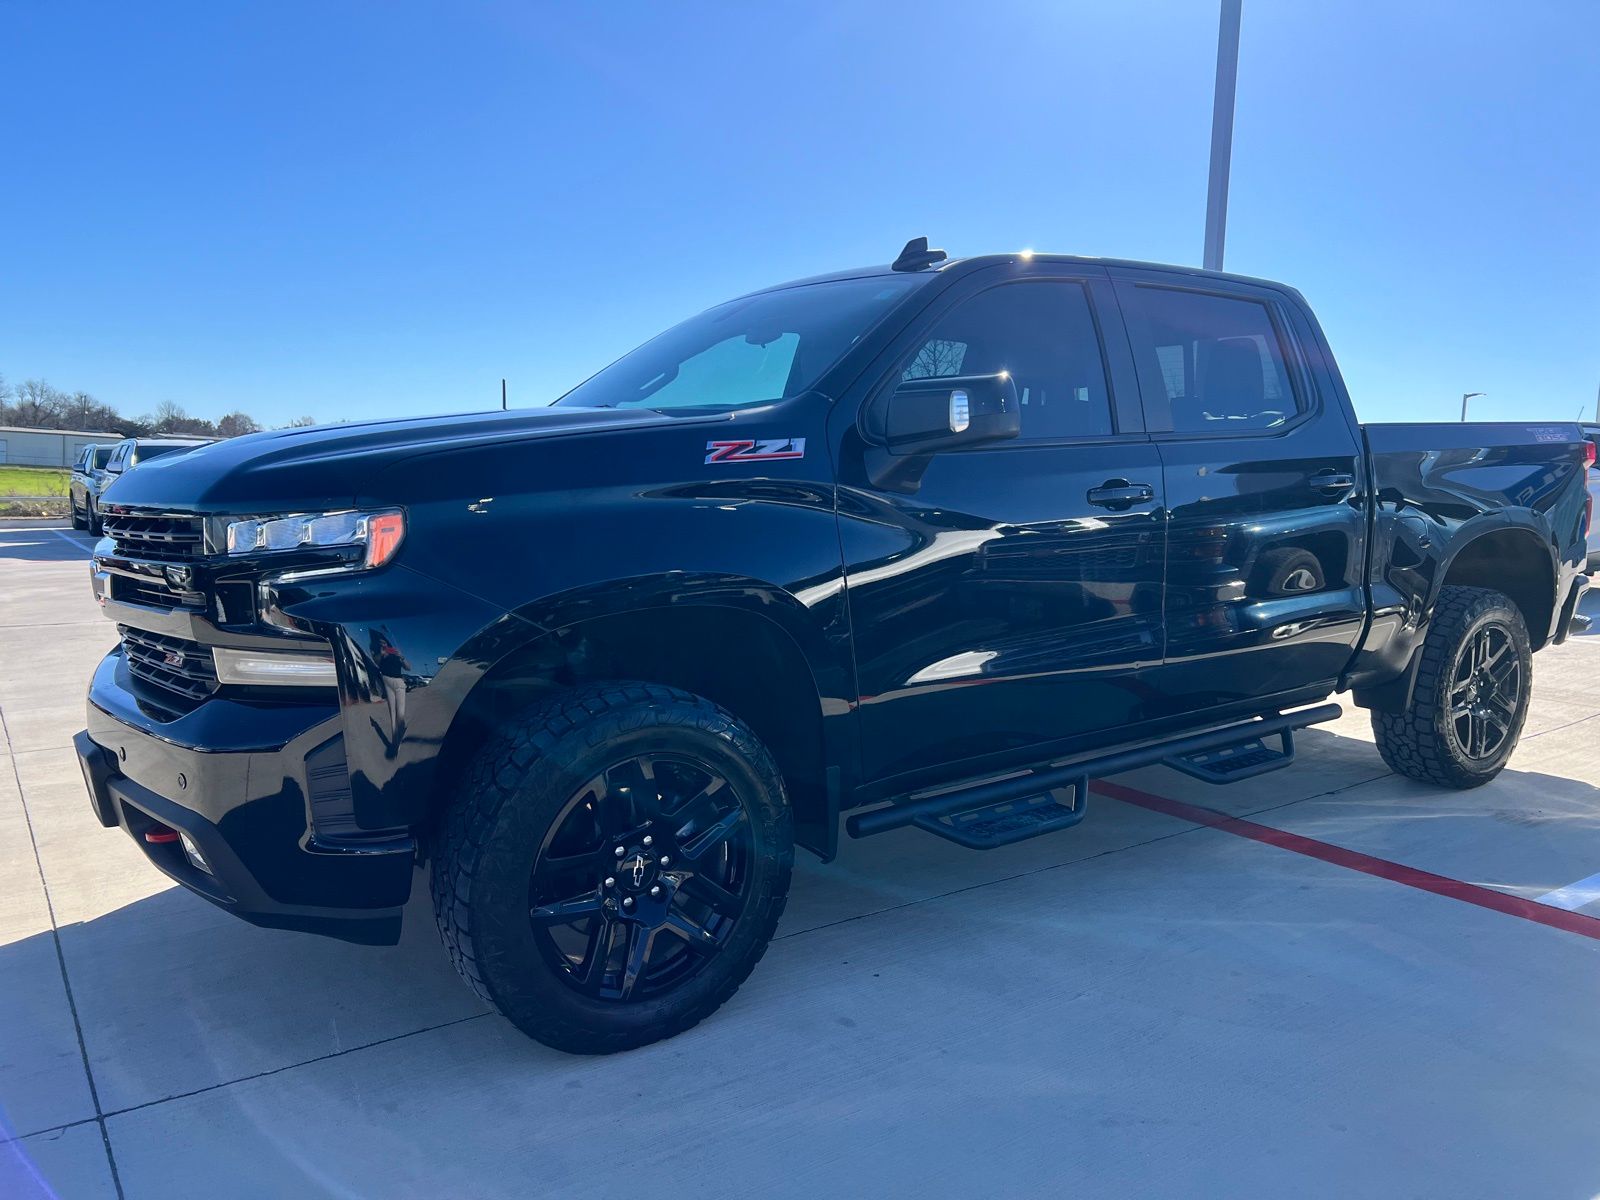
[[1112, 268, 1368, 714], [835, 263, 1167, 785]]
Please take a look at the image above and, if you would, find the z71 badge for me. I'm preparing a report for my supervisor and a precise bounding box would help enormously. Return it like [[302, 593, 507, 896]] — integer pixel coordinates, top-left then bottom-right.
[[704, 438, 806, 465]]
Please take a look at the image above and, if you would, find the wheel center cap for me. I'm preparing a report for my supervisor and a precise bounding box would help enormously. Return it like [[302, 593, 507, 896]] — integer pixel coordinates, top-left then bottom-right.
[[618, 850, 657, 892]]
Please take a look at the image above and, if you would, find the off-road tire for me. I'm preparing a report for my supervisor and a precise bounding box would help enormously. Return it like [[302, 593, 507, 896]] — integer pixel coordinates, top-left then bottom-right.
[[431, 681, 793, 1054], [1372, 585, 1532, 788]]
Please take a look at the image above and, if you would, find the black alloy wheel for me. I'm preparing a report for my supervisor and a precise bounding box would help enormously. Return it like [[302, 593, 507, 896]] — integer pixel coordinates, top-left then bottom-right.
[[1447, 621, 1521, 761], [529, 753, 752, 1002]]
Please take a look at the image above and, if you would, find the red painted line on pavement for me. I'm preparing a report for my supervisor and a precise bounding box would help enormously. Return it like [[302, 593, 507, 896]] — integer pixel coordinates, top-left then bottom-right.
[[1094, 778, 1600, 943]]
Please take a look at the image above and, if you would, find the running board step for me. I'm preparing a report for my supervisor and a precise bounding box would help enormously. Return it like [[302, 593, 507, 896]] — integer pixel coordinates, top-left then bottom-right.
[[1164, 730, 1295, 785], [846, 703, 1342, 846], [913, 784, 1088, 850]]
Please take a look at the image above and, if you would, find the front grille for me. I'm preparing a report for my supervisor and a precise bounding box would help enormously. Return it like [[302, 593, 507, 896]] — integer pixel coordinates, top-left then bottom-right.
[[102, 511, 205, 562], [119, 626, 218, 705]]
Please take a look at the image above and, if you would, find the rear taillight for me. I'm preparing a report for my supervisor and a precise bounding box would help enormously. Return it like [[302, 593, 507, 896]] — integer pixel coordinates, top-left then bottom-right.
[[1584, 440, 1597, 469]]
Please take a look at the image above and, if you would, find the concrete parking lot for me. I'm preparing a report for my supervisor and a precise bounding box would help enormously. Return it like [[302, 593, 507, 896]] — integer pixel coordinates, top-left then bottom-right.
[[3, 520, 1599, 1199]]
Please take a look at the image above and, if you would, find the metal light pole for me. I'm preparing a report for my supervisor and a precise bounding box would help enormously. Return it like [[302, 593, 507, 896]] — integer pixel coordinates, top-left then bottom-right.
[[1203, 0, 1243, 271], [1461, 392, 1485, 421]]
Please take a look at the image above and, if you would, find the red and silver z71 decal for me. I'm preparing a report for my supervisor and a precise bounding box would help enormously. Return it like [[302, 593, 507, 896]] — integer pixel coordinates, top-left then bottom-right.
[[704, 438, 806, 465]]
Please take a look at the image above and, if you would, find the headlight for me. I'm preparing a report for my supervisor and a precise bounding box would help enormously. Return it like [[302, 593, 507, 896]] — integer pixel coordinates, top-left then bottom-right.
[[226, 509, 405, 568], [212, 646, 338, 687]]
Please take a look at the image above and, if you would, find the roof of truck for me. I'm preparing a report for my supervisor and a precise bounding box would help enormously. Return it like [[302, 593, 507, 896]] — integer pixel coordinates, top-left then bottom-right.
[[750, 250, 1302, 300]]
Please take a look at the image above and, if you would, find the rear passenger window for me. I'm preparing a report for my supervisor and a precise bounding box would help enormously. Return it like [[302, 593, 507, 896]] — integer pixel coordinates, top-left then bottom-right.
[[901, 281, 1114, 440], [1131, 286, 1302, 432]]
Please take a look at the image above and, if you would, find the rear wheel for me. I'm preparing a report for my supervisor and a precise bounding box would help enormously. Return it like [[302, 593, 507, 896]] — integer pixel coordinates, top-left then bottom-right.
[[1372, 585, 1532, 788], [432, 682, 793, 1054], [87, 500, 102, 536], [70, 498, 88, 530]]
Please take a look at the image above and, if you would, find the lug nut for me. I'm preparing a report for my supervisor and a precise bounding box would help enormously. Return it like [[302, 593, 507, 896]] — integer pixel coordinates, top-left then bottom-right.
[[622, 897, 634, 909], [649, 885, 662, 898], [642, 835, 653, 847], [659, 855, 670, 866], [615, 845, 626, 857], [604, 877, 615, 888]]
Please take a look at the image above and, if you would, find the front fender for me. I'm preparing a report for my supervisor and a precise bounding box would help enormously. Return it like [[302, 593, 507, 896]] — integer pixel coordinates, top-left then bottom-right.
[[265, 563, 535, 831]]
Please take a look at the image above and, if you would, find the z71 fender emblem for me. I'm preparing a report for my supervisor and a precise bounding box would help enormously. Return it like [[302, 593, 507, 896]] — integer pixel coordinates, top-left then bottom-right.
[[705, 438, 805, 465]]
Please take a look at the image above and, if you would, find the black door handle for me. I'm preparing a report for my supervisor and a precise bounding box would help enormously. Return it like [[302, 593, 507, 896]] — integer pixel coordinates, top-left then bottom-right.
[[1312, 469, 1357, 493], [1086, 479, 1155, 509]]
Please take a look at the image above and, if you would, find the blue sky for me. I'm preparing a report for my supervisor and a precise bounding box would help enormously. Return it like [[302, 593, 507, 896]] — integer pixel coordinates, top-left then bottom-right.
[[3, 0, 1596, 427]]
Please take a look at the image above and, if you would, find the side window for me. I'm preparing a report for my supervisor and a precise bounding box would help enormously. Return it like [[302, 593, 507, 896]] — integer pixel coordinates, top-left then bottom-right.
[[1131, 286, 1303, 433], [901, 281, 1114, 440]]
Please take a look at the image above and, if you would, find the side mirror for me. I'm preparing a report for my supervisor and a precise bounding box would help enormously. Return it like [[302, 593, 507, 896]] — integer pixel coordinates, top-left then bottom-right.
[[880, 372, 1021, 454]]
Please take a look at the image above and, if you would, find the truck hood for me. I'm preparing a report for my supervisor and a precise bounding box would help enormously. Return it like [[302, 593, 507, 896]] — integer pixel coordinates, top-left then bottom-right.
[[98, 405, 683, 514]]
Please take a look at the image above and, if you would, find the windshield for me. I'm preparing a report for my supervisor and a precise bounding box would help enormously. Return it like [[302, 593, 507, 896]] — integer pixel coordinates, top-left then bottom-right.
[[553, 275, 924, 412]]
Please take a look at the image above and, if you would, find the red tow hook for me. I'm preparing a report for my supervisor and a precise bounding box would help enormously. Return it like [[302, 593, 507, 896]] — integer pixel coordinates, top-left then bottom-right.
[[144, 825, 181, 845]]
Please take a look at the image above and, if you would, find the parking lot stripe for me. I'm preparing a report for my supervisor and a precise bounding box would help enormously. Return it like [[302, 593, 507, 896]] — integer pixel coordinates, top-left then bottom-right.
[[1094, 779, 1600, 943], [1535, 872, 1600, 912]]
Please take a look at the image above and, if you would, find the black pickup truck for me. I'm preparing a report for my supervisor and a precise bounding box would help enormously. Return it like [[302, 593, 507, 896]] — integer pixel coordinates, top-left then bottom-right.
[[76, 241, 1591, 1053]]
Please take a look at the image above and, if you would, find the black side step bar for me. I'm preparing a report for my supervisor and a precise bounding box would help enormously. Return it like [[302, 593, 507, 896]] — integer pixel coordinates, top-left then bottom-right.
[[1164, 729, 1296, 785], [846, 703, 1342, 842]]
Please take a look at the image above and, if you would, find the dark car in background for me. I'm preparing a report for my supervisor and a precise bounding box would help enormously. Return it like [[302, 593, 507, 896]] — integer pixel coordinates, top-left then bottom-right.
[[89, 436, 215, 532], [68, 442, 114, 530]]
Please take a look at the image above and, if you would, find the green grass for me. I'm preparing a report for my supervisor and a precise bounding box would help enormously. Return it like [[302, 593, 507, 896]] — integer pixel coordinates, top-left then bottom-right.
[[0, 465, 69, 497]]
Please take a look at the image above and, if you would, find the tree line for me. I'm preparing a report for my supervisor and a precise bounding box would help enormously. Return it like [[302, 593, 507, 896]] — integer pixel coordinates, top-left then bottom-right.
[[0, 373, 317, 439]]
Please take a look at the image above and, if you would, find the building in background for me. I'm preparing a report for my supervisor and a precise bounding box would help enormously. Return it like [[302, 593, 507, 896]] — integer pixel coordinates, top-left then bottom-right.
[[0, 424, 123, 468]]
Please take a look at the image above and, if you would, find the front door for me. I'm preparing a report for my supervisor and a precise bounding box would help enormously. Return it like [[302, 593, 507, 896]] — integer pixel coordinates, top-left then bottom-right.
[[833, 264, 1167, 787]]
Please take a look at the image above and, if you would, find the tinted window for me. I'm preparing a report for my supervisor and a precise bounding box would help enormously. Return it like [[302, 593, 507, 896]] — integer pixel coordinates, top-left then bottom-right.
[[134, 442, 196, 464], [93, 446, 112, 468], [901, 281, 1113, 440], [642, 332, 799, 410], [1133, 287, 1301, 432], [555, 275, 924, 412]]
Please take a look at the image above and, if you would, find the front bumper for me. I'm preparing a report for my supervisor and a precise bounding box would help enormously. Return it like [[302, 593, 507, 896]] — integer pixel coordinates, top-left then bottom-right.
[[78, 650, 415, 945]]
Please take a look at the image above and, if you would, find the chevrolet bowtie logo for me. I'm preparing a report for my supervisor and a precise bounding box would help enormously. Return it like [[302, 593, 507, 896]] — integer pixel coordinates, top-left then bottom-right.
[[630, 854, 647, 887]]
